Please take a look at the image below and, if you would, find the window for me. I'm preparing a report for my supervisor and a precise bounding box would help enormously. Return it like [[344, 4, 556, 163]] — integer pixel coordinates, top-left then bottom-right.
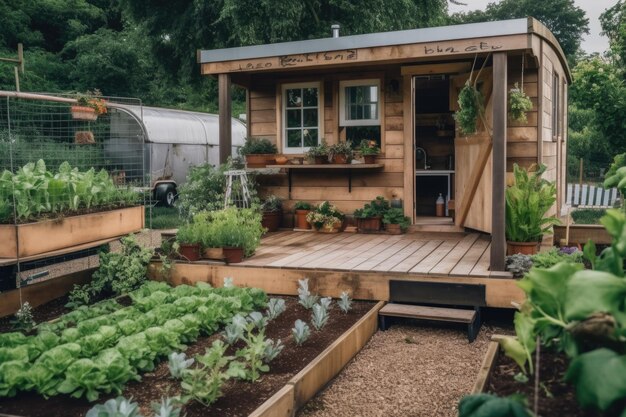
[[282, 82, 320, 154], [339, 79, 381, 126], [552, 73, 560, 141]]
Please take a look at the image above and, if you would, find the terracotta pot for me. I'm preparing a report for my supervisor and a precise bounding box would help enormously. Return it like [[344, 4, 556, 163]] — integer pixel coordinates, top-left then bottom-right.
[[179, 243, 201, 262], [70, 105, 98, 121], [203, 247, 224, 260], [332, 154, 349, 164], [246, 154, 274, 168], [386, 223, 403, 235], [294, 209, 311, 229], [223, 246, 244, 263], [262, 211, 282, 232], [275, 155, 289, 165], [314, 155, 329, 165], [357, 216, 382, 233], [506, 241, 540, 256], [363, 154, 377, 164]]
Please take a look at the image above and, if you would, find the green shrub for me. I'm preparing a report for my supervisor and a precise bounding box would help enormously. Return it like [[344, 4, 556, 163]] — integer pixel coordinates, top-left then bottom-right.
[[354, 196, 390, 219], [238, 137, 277, 155], [294, 201, 311, 211], [571, 208, 607, 225], [530, 248, 584, 269], [382, 208, 410, 231]]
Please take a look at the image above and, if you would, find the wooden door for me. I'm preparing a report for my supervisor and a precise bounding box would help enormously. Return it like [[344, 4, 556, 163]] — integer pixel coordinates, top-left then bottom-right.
[[451, 68, 494, 233]]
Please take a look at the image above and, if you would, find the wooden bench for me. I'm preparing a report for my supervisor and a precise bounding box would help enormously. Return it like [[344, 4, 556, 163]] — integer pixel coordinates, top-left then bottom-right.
[[379, 281, 486, 342]]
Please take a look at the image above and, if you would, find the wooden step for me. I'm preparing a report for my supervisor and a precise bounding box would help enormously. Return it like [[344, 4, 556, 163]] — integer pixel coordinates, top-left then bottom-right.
[[379, 303, 476, 324]]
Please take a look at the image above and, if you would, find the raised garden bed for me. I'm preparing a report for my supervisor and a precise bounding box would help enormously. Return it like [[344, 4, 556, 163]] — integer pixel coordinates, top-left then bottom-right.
[[0, 206, 145, 260], [0, 284, 381, 417], [473, 337, 604, 417]]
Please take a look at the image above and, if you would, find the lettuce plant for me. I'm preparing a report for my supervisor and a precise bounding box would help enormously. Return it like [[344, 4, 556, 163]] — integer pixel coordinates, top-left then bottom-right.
[[292, 320, 310, 346], [337, 292, 352, 313]]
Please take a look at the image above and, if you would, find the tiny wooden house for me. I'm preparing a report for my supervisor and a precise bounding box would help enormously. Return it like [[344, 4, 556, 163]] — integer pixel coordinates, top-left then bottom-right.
[[198, 18, 570, 270]]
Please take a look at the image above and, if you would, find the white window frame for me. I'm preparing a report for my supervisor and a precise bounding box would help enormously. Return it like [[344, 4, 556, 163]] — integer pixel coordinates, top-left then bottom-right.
[[282, 82, 322, 154], [339, 79, 382, 127]]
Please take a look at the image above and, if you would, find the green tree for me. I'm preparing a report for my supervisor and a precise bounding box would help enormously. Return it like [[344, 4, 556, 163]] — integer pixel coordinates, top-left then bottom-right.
[[451, 0, 589, 64], [601, 1, 626, 67]]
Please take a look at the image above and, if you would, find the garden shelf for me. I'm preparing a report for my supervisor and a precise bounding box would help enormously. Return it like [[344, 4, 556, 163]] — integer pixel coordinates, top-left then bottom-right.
[[265, 164, 384, 199], [0, 206, 145, 261]]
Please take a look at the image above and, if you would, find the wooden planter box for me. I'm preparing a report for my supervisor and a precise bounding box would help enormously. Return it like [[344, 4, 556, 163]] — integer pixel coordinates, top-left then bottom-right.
[[471, 335, 503, 394], [0, 206, 145, 259], [250, 300, 385, 417]]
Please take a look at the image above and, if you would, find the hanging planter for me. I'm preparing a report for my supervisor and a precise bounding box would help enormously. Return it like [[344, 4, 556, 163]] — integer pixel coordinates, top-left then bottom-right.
[[508, 55, 533, 124], [70, 106, 98, 121], [71, 90, 107, 121], [454, 54, 490, 136], [74, 131, 95, 144]]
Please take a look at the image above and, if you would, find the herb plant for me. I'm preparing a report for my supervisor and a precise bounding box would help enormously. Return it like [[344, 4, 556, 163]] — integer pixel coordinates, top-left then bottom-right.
[[297, 278, 319, 309], [508, 83, 533, 123], [292, 319, 311, 346], [311, 304, 330, 330], [266, 298, 286, 320], [261, 195, 282, 213], [294, 201, 312, 211], [328, 141, 354, 161], [337, 292, 352, 313], [305, 140, 330, 160], [238, 137, 277, 155], [531, 248, 583, 269], [167, 352, 194, 379], [12, 302, 36, 332], [354, 196, 390, 219]]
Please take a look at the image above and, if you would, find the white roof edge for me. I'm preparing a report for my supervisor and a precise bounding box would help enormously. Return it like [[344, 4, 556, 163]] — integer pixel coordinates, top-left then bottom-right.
[[199, 18, 529, 64]]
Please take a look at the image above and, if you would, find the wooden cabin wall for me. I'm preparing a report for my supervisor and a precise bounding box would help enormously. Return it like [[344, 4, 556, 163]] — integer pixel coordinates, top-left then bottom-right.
[[247, 68, 405, 226]]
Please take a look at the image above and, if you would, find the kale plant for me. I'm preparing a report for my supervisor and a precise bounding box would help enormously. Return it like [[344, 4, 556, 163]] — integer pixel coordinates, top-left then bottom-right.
[[311, 304, 330, 331], [151, 397, 183, 417], [297, 278, 318, 309], [266, 298, 286, 320], [292, 319, 311, 346], [337, 291, 353, 313], [222, 314, 247, 344], [505, 254, 533, 278], [247, 311, 268, 329], [167, 352, 194, 379], [86, 396, 143, 417], [263, 339, 284, 363]]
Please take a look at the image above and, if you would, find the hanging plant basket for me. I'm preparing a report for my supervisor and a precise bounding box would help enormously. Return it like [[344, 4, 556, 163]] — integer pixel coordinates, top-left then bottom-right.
[[70, 105, 98, 121], [508, 82, 534, 123], [74, 131, 95, 145]]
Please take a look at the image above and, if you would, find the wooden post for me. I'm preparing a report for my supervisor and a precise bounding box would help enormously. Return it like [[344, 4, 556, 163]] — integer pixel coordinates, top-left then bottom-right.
[[490, 53, 507, 271], [579, 158, 583, 187], [218, 73, 232, 164]]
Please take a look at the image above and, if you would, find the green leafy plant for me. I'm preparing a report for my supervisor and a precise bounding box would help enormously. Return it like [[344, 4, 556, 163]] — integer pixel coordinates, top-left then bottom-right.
[[455, 81, 484, 136], [508, 83, 533, 123], [531, 248, 584, 269], [261, 195, 282, 213], [306, 201, 344, 231], [292, 319, 311, 346], [354, 196, 390, 219], [328, 141, 354, 161], [505, 254, 533, 278], [604, 166, 626, 213], [505, 164, 560, 243], [357, 139, 380, 156], [238, 137, 277, 155], [234, 323, 271, 382], [294, 201, 311, 210], [266, 298, 286, 320], [305, 140, 330, 160], [86, 396, 142, 417], [571, 208, 606, 225], [458, 394, 532, 417], [382, 208, 410, 230], [11, 302, 36, 332], [167, 352, 194, 379], [152, 397, 183, 417], [263, 339, 284, 362], [311, 304, 330, 330], [297, 278, 319, 309], [175, 223, 200, 246], [210, 208, 264, 256], [337, 292, 352, 313]]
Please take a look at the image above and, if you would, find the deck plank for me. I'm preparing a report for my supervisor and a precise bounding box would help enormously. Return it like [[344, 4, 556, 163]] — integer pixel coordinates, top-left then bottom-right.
[[256, 233, 345, 267], [370, 240, 428, 272], [351, 238, 414, 271], [470, 243, 492, 277], [429, 233, 480, 275], [390, 240, 444, 273], [450, 237, 490, 276], [379, 303, 476, 323], [319, 235, 394, 270], [410, 239, 460, 274], [277, 233, 364, 268]]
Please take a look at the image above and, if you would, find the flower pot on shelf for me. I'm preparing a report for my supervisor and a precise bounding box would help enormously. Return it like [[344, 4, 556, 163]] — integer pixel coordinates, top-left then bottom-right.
[[294, 210, 311, 229], [223, 246, 244, 263], [246, 154, 274, 168], [203, 247, 224, 260], [314, 155, 329, 165], [261, 211, 282, 232], [274, 155, 289, 165], [506, 241, 539, 256], [179, 243, 201, 262], [386, 223, 403, 235], [363, 154, 377, 164], [332, 154, 349, 164], [357, 216, 382, 233], [70, 106, 98, 121]]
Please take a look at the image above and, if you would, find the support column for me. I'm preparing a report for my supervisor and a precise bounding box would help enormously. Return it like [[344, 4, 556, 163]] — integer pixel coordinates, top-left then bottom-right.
[[490, 53, 507, 271], [218, 73, 232, 164]]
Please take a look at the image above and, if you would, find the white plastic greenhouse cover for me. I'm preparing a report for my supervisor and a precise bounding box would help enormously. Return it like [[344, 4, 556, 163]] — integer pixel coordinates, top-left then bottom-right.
[[120, 105, 247, 146]]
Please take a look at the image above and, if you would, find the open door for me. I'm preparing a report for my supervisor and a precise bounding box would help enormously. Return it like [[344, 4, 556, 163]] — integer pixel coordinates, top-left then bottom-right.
[[451, 67, 494, 233]]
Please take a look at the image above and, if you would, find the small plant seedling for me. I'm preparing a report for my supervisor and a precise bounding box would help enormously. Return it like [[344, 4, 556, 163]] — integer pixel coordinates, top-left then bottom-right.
[[222, 314, 247, 344], [337, 291, 352, 313], [263, 339, 284, 362], [151, 397, 183, 417], [319, 297, 332, 310], [292, 319, 311, 346], [266, 298, 286, 320], [223, 277, 234, 288], [247, 311, 268, 329], [86, 396, 142, 417], [311, 304, 329, 331], [12, 302, 36, 332], [167, 352, 194, 379], [297, 278, 319, 309]]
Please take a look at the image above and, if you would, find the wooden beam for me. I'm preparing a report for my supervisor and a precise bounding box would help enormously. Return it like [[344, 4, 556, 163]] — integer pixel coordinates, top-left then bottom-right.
[[219, 73, 232, 164], [401, 62, 471, 76], [491, 53, 507, 271], [402, 75, 414, 222]]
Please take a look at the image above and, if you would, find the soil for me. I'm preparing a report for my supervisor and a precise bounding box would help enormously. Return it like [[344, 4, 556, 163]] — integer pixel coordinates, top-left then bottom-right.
[[1, 204, 140, 225], [0, 297, 375, 417], [0, 295, 70, 333], [488, 350, 606, 417]]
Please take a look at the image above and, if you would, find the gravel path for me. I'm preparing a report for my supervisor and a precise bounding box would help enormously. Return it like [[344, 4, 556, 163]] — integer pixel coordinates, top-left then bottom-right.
[[298, 323, 508, 417]]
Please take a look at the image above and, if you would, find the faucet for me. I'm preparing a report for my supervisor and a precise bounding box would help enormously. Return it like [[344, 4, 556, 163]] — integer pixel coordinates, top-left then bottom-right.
[[416, 147, 429, 170]]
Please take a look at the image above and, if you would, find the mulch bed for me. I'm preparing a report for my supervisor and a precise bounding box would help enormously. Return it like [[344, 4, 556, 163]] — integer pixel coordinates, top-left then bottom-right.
[[488, 350, 604, 417], [0, 296, 70, 334], [0, 297, 375, 417]]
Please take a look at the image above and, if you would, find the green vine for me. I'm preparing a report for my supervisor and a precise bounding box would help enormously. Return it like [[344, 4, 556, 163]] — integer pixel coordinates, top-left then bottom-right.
[[508, 83, 533, 123]]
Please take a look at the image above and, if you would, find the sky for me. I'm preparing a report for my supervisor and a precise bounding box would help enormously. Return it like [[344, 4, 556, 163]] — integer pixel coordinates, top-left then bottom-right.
[[448, 0, 617, 54]]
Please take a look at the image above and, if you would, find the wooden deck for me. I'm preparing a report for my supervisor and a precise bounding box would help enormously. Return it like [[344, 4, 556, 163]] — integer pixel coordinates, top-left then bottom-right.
[[240, 231, 507, 278], [150, 231, 523, 309]]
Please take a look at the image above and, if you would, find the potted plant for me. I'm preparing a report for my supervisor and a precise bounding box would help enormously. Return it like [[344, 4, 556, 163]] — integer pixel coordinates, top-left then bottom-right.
[[383, 208, 410, 235], [306, 201, 345, 233], [294, 201, 312, 230], [354, 196, 390, 233], [71, 90, 107, 121], [505, 163, 560, 255], [239, 137, 278, 167], [261, 195, 282, 232], [176, 223, 201, 261], [212, 208, 265, 263], [328, 141, 353, 164], [358, 139, 380, 164], [305, 140, 330, 164]]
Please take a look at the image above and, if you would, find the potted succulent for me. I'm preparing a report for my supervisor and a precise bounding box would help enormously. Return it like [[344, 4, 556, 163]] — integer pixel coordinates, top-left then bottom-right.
[[261, 195, 282, 232], [239, 137, 278, 167], [328, 141, 353, 164], [212, 208, 265, 263], [306, 201, 345, 233], [305, 140, 330, 164], [176, 223, 201, 262], [505, 163, 560, 255], [358, 139, 381, 164], [354, 196, 390, 233], [71, 90, 107, 121], [294, 201, 312, 230], [383, 208, 411, 235]]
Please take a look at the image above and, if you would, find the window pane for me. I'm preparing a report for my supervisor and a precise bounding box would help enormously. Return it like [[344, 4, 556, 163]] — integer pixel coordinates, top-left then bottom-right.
[[344, 84, 379, 121], [303, 88, 318, 107], [287, 89, 302, 107], [287, 129, 302, 147], [287, 109, 301, 128], [303, 109, 318, 127], [346, 126, 381, 148], [368, 103, 378, 119], [303, 128, 318, 147]]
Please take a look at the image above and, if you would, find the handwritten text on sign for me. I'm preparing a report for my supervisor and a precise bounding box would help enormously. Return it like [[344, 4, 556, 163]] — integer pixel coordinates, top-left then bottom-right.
[[424, 41, 503, 55], [233, 49, 358, 72]]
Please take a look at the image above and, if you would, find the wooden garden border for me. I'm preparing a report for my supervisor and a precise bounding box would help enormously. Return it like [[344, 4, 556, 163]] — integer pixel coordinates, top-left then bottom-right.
[[471, 335, 504, 394], [249, 300, 385, 417], [0, 206, 144, 259], [553, 224, 611, 246]]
